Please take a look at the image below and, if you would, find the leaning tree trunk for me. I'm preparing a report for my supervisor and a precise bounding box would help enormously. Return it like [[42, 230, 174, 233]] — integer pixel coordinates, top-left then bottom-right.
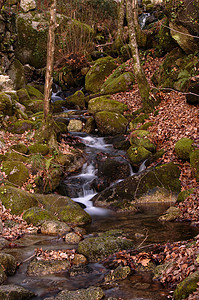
[[43, 0, 56, 120], [115, 0, 125, 50], [126, 0, 151, 112]]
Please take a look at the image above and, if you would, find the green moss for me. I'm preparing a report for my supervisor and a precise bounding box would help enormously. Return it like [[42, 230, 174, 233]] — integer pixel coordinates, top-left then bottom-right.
[[85, 56, 117, 93], [26, 85, 44, 100], [127, 145, 152, 167], [190, 150, 199, 181], [101, 72, 135, 95], [23, 207, 57, 226], [0, 186, 38, 215], [129, 114, 149, 129], [0, 93, 13, 116], [138, 122, 154, 130], [66, 90, 85, 109], [88, 96, 128, 114], [174, 271, 199, 300], [95, 111, 128, 135], [11, 144, 28, 154], [5, 152, 29, 163], [175, 137, 195, 160], [28, 143, 49, 156], [2, 160, 29, 187], [8, 120, 34, 134], [177, 188, 195, 203], [101, 63, 128, 88], [16, 88, 31, 106]]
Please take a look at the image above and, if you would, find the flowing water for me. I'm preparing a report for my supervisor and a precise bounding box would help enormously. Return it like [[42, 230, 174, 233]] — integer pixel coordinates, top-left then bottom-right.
[[5, 111, 199, 299]]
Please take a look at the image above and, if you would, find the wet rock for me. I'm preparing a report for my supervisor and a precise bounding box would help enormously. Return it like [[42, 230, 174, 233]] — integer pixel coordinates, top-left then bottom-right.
[[88, 96, 128, 114], [0, 265, 7, 284], [78, 230, 133, 262], [0, 186, 38, 215], [0, 284, 35, 299], [95, 111, 128, 136], [54, 286, 104, 300], [158, 206, 181, 222], [41, 220, 71, 235], [27, 258, 71, 276], [85, 56, 116, 93], [67, 120, 83, 132], [104, 265, 131, 283], [174, 271, 199, 300], [71, 254, 87, 266], [92, 163, 181, 210], [36, 194, 92, 225], [23, 207, 57, 226], [0, 253, 17, 276], [175, 138, 195, 160], [64, 232, 82, 244], [55, 149, 85, 173]]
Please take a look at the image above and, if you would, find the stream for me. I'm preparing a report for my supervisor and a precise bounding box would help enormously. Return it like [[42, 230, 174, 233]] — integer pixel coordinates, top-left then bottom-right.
[[5, 106, 199, 299]]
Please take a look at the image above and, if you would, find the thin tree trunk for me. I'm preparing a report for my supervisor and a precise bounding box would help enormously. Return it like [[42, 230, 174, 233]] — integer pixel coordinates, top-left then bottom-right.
[[126, 0, 151, 111], [43, 0, 56, 120], [115, 0, 125, 47]]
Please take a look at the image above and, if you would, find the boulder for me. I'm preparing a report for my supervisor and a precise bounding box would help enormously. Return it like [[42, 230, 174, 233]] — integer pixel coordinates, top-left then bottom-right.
[[78, 230, 133, 262], [20, 0, 36, 12], [11, 143, 28, 154], [54, 286, 104, 300], [190, 149, 199, 181], [0, 284, 35, 299], [64, 232, 82, 244], [16, 88, 31, 107], [88, 96, 128, 114], [27, 259, 71, 276], [26, 85, 44, 100], [130, 130, 156, 153], [36, 194, 92, 225], [23, 207, 57, 226], [7, 59, 25, 90], [28, 143, 49, 155], [66, 90, 86, 109], [158, 206, 181, 222], [0, 75, 14, 92], [0, 265, 7, 284], [7, 120, 34, 134], [92, 163, 181, 210], [2, 160, 29, 187], [0, 92, 13, 116], [104, 265, 131, 283], [174, 271, 199, 300], [0, 186, 38, 215], [0, 253, 17, 275], [177, 188, 195, 203], [85, 56, 117, 93], [175, 137, 195, 160], [4, 151, 29, 163], [101, 72, 135, 95], [67, 120, 83, 132], [127, 145, 152, 169], [41, 220, 71, 235], [95, 111, 128, 135]]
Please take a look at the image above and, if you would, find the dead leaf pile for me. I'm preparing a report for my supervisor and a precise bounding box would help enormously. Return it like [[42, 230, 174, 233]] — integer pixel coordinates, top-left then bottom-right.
[[35, 248, 76, 261]]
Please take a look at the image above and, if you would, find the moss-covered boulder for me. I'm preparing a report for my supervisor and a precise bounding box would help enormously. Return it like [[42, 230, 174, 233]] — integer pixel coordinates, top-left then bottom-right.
[[130, 130, 156, 153], [7, 59, 25, 90], [104, 265, 131, 283], [0, 284, 35, 299], [92, 163, 181, 210], [7, 120, 34, 134], [10, 143, 28, 154], [127, 146, 152, 168], [28, 100, 43, 113], [0, 92, 13, 116], [66, 90, 85, 109], [190, 149, 199, 181], [2, 161, 29, 186], [4, 151, 29, 163], [55, 149, 86, 173], [94, 111, 128, 135], [85, 56, 117, 93], [101, 72, 135, 95], [174, 271, 199, 300], [100, 63, 127, 89], [83, 117, 95, 134], [41, 220, 71, 235], [175, 137, 195, 160], [28, 143, 49, 155], [158, 206, 181, 222], [16, 88, 31, 106], [34, 166, 63, 194], [55, 286, 104, 300], [26, 85, 44, 100], [0, 265, 7, 285], [88, 96, 128, 114], [36, 194, 91, 225], [0, 253, 17, 275], [27, 259, 71, 276], [78, 230, 133, 262], [0, 186, 38, 215], [177, 188, 195, 203], [23, 207, 57, 226]]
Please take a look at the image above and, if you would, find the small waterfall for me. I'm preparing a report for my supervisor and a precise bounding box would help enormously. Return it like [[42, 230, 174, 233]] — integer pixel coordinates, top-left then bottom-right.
[[139, 13, 150, 29]]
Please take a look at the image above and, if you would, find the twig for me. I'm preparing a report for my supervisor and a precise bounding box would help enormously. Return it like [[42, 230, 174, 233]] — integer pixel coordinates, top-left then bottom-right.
[[136, 229, 149, 249]]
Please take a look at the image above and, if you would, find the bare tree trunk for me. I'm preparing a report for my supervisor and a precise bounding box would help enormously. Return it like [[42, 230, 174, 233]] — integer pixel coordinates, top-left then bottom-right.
[[115, 0, 125, 48], [126, 0, 151, 111], [43, 0, 56, 120]]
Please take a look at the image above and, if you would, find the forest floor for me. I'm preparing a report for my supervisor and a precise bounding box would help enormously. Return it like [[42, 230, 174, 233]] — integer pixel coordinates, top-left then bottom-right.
[[0, 54, 198, 298]]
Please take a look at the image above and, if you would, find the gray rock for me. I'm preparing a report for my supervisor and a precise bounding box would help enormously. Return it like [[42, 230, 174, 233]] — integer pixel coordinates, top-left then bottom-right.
[[0, 284, 35, 299], [41, 220, 71, 235]]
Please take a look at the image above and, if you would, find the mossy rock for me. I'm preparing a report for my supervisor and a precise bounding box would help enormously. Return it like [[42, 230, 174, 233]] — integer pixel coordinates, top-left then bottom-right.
[[130, 130, 156, 153], [127, 145, 152, 168], [0, 284, 35, 299], [7, 59, 25, 90], [23, 207, 57, 226], [4, 151, 29, 163], [35, 194, 91, 225], [55, 149, 85, 173], [66, 90, 85, 109], [138, 122, 154, 130], [129, 114, 149, 129], [88, 96, 128, 114], [105, 265, 131, 282], [95, 111, 128, 136], [34, 167, 63, 194], [55, 286, 104, 300], [177, 188, 195, 203], [92, 163, 181, 209], [16, 88, 31, 106], [0, 265, 7, 285], [85, 56, 117, 93], [0, 186, 38, 215], [175, 137, 195, 160], [83, 117, 95, 134], [0, 253, 17, 275], [26, 85, 44, 100], [41, 220, 71, 235], [101, 72, 135, 95], [100, 63, 128, 89], [2, 161, 29, 187], [28, 143, 49, 155], [7, 120, 34, 134], [27, 259, 71, 276], [28, 100, 43, 113], [174, 271, 199, 300], [67, 120, 83, 132], [78, 230, 133, 262], [10, 143, 28, 154], [190, 149, 199, 181], [0, 92, 13, 116], [158, 206, 181, 222]]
